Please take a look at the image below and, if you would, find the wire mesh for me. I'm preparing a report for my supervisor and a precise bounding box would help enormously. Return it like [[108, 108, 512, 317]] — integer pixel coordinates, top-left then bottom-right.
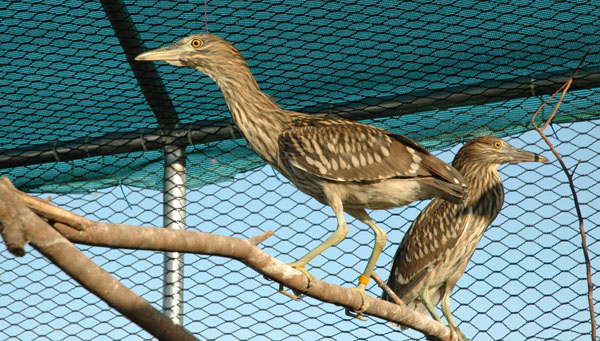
[[1, 1, 599, 340]]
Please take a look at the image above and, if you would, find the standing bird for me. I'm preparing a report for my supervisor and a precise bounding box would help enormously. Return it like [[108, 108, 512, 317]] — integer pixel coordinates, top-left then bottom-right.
[[136, 34, 466, 315], [382, 136, 548, 339]]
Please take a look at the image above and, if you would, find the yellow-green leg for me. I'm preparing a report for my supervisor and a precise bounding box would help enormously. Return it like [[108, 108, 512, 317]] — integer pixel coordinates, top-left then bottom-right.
[[279, 210, 348, 299], [441, 290, 468, 341], [345, 211, 387, 319], [420, 286, 443, 323], [289, 210, 348, 271]]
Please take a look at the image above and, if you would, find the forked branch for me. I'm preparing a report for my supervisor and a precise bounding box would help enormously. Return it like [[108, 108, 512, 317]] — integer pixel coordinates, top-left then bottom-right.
[[0, 178, 196, 341]]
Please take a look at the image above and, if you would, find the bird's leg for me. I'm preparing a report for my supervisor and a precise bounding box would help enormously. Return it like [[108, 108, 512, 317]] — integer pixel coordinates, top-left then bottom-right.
[[441, 287, 468, 341], [279, 209, 348, 299], [344, 210, 387, 319], [419, 287, 443, 323], [288, 211, 348, 278]]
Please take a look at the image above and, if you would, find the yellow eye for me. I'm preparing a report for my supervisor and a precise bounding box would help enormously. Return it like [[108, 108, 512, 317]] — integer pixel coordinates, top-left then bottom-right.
[[493, 141, 502, 149], [190, 39, 203, 48]]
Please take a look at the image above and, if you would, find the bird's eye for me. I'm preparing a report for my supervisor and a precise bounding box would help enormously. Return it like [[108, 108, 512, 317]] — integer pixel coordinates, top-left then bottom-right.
[[190, 39, 203, 48], [493, 141, 502, 149]]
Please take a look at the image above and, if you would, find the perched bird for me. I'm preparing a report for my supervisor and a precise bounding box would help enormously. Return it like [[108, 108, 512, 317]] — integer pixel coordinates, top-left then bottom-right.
[[382, 136, 548, 339], [136, 34, 466, 315]]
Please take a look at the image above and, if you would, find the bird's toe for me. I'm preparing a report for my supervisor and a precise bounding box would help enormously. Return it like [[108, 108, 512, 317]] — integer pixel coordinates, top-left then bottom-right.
[[289, 262, 317, 289], [345, 284, 369, 320], [278, 262, 318, 300], [278, 283, 302, 300]]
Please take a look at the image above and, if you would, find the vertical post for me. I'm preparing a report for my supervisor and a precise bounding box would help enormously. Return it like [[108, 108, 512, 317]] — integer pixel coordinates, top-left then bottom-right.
[[163, 145, 186, 324], [101, 0, 184, 326]]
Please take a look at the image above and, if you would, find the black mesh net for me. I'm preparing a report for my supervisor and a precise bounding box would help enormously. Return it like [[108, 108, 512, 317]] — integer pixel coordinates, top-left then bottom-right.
[[1, 1, 598, 340]]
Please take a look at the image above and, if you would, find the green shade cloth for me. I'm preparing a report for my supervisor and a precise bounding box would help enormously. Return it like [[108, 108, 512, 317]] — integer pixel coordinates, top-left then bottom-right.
[[1, 0, 599, 192]]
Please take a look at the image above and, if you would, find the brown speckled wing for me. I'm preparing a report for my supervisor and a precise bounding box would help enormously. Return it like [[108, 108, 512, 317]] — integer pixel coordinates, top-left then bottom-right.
[[278, 117, 448, 183], [389, 200, 471, 295]]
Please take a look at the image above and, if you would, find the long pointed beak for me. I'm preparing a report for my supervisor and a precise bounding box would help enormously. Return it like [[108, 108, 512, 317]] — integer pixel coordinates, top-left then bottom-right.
[[135, 44, 183, 63], [508, 145, 549, 163]]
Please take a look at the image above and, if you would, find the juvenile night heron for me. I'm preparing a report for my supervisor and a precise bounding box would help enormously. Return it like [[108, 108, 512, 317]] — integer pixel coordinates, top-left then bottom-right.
[[136, 34, 467, 314], [382, 136, 548, 338]]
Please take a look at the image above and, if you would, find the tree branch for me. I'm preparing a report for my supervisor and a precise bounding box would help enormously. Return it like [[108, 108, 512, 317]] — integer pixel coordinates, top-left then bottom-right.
[[0, 177, 456, 341], [372, 271, 405, 308], [0, 178, 197, 341], [530, 50, 596, 341]]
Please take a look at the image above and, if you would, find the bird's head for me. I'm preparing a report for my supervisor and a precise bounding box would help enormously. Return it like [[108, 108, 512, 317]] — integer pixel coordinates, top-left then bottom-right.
[[135, 34, 246, 78], [455, 136, 549, 167]]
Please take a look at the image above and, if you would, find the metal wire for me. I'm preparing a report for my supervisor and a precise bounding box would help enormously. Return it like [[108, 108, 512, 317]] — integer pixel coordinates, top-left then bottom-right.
[[0, 1, 598, 340]]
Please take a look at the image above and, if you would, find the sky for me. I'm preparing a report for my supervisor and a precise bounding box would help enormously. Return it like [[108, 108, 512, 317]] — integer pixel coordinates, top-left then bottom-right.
[[0, 119, 598, 340], [1, 1, 599, 339]]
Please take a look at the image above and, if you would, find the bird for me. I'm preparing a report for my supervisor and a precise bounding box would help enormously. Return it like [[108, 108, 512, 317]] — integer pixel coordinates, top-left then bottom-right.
[[135, 33, 467, 316], [382, 136, 548, 339]]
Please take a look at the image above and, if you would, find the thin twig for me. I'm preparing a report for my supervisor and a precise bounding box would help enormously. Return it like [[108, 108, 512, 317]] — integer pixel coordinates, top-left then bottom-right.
[[372, 271, 405, 307], [1, 178, 92, 231], [530, 50, 596, 341], [248, 230, 275, 245]]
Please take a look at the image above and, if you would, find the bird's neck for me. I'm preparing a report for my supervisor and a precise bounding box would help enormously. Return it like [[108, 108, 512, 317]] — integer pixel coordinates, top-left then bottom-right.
[[210, 66, 292, 165], [461, 164, 504, 219]]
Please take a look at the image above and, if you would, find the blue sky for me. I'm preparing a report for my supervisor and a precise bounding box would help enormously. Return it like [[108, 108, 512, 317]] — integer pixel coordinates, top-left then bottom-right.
[[1, 1, 599, 339], [1, 119, 598, 340]]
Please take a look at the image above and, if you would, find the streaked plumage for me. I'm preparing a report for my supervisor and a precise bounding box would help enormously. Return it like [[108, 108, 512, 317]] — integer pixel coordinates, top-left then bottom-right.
[[383, 136, 548, 339], [136, 34, 467, 315]]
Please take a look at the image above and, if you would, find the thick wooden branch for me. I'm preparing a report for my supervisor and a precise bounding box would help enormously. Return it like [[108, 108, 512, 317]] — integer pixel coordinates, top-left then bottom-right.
[[0, 179, 197, 341], [50, 210, 455, 340], [0, 177, 456, 341]]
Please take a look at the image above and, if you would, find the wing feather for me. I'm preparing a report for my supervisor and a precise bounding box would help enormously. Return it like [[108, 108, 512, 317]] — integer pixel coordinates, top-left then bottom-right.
[[387, 200, 472, 299], [278, 117, 458, 183]]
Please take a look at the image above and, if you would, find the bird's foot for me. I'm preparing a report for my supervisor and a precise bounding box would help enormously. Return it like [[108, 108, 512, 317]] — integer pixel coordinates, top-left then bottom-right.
[[278, 283, 302, 300], [278, 262, 317, 300], [289, 262, 318, 288], [345, 283, 369, 320]]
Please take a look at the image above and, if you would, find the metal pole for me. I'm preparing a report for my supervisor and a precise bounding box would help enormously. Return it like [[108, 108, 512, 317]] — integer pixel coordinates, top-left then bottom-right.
[[163, 144, 186, 324], [101, 0, 186, 326]]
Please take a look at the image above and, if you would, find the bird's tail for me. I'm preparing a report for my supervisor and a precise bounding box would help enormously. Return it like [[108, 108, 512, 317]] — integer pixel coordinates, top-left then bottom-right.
[[419, 153, 466, 204], [419, 178, 465, 204]]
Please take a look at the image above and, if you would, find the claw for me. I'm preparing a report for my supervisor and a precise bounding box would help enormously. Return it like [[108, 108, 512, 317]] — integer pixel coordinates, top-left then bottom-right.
[[345, 283, 369, 320], [289, 262, 317, 289], [278, 283, 301, 300], [345, 307, 366, 321], [278, 262, 317, 300]]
